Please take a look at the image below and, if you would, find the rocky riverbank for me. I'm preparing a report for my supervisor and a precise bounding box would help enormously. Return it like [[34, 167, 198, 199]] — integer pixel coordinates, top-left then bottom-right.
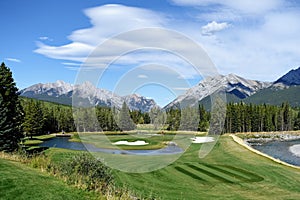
[[235, 132, 300, 146]]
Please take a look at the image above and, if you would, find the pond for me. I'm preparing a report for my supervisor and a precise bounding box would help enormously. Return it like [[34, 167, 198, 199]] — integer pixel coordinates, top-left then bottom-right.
[[250, 139, 300, 166], [39, 137, 183, 155]]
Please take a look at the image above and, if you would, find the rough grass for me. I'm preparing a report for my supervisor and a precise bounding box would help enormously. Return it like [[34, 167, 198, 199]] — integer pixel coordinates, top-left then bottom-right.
[[0, 158, 101, 200]]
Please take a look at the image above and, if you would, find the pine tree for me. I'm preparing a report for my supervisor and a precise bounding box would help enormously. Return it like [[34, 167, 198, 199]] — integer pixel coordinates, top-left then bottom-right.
[[294, 110, 300, 130], [23, 99, 44, 138], [0, 62, 24, 152], [0, 94, 15, 151], [198, 104, 209, 131], [118, 102, 135, 131]]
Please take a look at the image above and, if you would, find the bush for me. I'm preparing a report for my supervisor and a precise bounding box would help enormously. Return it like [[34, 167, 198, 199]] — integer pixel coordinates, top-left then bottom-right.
[[59, 153, 114, 192]]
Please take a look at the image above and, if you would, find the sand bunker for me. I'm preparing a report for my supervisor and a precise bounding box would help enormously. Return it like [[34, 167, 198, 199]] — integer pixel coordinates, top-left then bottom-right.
[[191, 137, 215, 143], [113, 140, 149, 146], [289, 144, 300, 157]]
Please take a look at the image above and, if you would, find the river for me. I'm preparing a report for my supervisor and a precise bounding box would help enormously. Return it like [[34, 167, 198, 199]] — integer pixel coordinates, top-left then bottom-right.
[[250, 139, 300, 166]]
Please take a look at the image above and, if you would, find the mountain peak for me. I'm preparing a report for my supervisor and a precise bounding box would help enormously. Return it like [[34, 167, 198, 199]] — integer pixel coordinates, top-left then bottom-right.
[[20, 81, 157, 112], [55, 80, 68, 85], [165, 73, 270, 109], [274, 67, 300, 86]]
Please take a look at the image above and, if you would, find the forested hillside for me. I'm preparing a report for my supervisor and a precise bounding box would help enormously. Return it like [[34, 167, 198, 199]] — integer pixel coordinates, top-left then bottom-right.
[[21, 97, 300, 135]]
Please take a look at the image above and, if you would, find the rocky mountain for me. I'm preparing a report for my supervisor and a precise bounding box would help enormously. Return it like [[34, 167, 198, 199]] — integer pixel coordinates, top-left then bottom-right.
[[21, 67, 300, 112], [274, 67, 300, 86], [165, 74, 271, 109], [244, 67, 300, 106], [243, 86, 300, 106], [20, 80, 157, 112], [123, 94, 157, 112]]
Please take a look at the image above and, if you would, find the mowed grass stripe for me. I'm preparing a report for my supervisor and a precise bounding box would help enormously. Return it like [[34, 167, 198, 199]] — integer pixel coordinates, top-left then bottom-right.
[[219, 165, 264, 182], [174, 166, 206, 182], [187, 164, 235, 183], [201, 164, 253, 182]]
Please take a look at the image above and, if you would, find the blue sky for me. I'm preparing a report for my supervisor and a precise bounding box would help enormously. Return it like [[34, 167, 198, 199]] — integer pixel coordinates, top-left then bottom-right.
[[1, 0, 300, 106]]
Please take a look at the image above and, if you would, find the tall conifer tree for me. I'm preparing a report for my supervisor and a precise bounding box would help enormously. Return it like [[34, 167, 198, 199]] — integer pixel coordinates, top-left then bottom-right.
[[0, 63, 23, 152]]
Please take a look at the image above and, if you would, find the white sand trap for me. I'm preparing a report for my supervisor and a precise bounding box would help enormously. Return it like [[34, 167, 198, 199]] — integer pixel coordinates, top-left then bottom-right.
[[113, 140, 149, 146], [289, 144, 300, 157], [191, 137, 215, 144]]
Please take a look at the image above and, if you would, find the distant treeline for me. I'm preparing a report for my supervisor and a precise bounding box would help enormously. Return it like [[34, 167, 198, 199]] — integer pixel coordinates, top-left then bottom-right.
[[21, 98, 150, 135], [224, 102, 300, 133], [21, 97, 300, 136]]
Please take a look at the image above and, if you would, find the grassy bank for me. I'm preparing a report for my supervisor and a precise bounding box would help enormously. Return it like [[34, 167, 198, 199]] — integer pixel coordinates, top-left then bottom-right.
[[0, 158, 101, 200]]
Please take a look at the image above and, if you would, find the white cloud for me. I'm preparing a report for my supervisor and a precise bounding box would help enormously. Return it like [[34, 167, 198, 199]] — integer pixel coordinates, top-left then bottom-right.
[[39, 36, 48, 40], [5, 58, 21, 63], [201, 21, 230, 36], [39, 36, 53, 41], [35, 4, 166, 62], [171, 0, 284, 14], [34, 4, 215, 79], [64, 66, 80, 71], [197, 8, 240, 22], [137, 74, 148, 79], [173, 87, 189, 91], [34, 2, 300, 83], [170, 0, 300, 81], [35, 41, 94, 62], [196, 9, 300, 81], [62, 62, 82, 66]]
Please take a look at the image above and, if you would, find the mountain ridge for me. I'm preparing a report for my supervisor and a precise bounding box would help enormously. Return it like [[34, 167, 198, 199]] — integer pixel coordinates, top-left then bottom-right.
[[164, 73, 271, 109], [165, 66, 300, 109], [20, 80, 158, 112], [20, 66, 300, 110]]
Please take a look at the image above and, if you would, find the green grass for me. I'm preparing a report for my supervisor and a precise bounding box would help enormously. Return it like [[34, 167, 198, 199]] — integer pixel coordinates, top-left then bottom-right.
[[33, 134, 56, 140], [23, 139, 43, 146], [0, 158, 101, 200], [40, 135, 300, 199], [22, 134, 56, 148], [70, 132, 205, 150], [44, 148, 83, 164], [73, 133, 179, 150], [113, 136, 300, 199]]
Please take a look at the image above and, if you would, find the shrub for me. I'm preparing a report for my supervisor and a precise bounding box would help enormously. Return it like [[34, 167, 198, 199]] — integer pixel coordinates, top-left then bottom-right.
[[59, 153, 114, 192]]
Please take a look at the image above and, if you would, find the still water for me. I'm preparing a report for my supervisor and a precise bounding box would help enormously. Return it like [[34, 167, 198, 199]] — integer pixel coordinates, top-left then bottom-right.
[[39, 137, 183, 155], [250, 139, 300, 166]]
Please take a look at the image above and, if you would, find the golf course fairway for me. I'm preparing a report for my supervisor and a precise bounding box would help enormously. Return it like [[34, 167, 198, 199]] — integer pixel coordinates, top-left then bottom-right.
[[113, 136, 300, 199]]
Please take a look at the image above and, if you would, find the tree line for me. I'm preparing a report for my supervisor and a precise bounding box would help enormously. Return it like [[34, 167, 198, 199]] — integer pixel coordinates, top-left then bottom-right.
[[2, 62, 300, 152], [20, 96, 300, 135], [224, 102, 300, 133]]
